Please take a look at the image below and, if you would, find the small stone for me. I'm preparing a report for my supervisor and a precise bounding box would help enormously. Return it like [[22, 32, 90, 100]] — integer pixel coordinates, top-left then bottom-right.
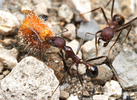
[[112, 49, 137, 89], [67, 94, 79, 100], [83, 90, 89, 97], [93, 95, 109, 100], [103, 80, 122, 98], [108, 97, 117, 100], [77, 19, 100, 41], [60, 83, 69, 91], [33, 0, 51, 8], [87, 82, 94, 88], [0, 75, 4, 80], [123, 92, 129, 100], [2, 70, 10, 76], [0, 44, 18, 69], [0, 10, 19, 36], [63, 24, 76, 40], [34, 3, 48, 16], [60, 91, 69, 99], [67, 0, 91, 22], [3, 38, 15, 46], [96, 64, 113, 84], [58, 4, 73, 23], [0, 62, 4, 73], [0, 56, 60, 100], [0, 0, 5, 9]]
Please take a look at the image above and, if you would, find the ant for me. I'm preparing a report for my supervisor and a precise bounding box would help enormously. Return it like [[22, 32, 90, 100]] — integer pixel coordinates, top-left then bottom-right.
[[31, 28, 107, 98], [19, 10, 107, 99], [78, 0, 137, 56], [31, 28, 108, 100]]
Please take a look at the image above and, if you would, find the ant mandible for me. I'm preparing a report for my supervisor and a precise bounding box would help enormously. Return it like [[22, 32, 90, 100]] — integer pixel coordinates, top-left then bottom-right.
[[79, 0, 137, 56]]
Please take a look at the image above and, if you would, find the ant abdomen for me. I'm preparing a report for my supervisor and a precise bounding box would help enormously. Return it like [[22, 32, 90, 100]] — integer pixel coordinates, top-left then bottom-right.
[[86, 65, 98, 78]]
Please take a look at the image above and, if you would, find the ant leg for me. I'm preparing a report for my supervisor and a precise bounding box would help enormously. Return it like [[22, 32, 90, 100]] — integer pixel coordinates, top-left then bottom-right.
[[50, 62, 75, 100], [105, 0, 113, 8], [116, 24, 132, 43], [86, 56, 107, 62], [76, 32, 95, 55], [122, 17, 137, 27], [78, 7, 110, 26], [122, 26, 132, 44], [95, 30, 102, 57], [76, 64, 83, 99], [104, 0, 115, 19], [108, 30, 122, 56]]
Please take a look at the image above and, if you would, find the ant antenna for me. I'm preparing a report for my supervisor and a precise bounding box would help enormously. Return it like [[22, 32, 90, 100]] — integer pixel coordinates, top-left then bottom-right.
[[55, 27, 69, 36], [28, 28, 45, 43]]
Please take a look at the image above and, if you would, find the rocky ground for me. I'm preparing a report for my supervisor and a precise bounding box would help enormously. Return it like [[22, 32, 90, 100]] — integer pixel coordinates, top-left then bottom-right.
[[0, 0, 137, 100]]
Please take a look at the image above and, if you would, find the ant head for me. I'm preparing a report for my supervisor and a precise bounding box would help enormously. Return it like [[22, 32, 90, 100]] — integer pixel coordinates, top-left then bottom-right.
[[47, 37, 66, 49], [86, 64, 98, 78], [112, 14, 125, 26]]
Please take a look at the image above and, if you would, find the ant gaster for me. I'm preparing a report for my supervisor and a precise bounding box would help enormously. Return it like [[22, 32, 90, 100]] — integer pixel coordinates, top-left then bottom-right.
[[79, 0, 137, 56]]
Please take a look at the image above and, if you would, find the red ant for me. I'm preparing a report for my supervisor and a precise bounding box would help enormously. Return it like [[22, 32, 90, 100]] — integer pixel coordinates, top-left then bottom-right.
[[79, 0, 137, 56], [31, 28, 107, 99]]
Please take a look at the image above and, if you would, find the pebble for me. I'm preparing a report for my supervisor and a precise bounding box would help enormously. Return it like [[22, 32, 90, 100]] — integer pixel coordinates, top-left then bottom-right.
[[33, 0, 51, 8], [96, 64, 113, 84], [103, 80, 122, 98], [83, 90, 90, 97], [93, 95, 109, 100], [60, 91, 69, 99], [2, 70, 10, 76], [0, 0, 5, 9], [0, 44, 18, 69], [77, 19, 100, 41], [123, 92, 129, 100], [34, 3, 48, 16], [3, 38, 15, 46], [67, 0, 91, 22], [58, 4, 73, 23], [0, 75, 4, 80], [67, 94, 79, 100], [60, 83, 70, 91], [63, 24, 76, 40], [112, 49, 137, 90], [0, 62, 4, 73], [87, 82, 94, 89], [0, 10, 19, 36], [0, 56, 60, 100]]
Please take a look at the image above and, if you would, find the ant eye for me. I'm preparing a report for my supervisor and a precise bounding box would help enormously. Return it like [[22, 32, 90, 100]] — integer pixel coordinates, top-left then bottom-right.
[[39, 14, 48, 21], [118, 19, 125, 26], [54, 44, 58, 47], [86, 65, 98, 78], [112, 14, 117, 21]]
